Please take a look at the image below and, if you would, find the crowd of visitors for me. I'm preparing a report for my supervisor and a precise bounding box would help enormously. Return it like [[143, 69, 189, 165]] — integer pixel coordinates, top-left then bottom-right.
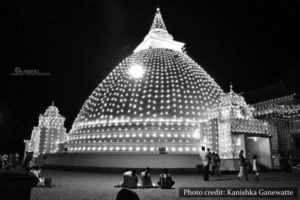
[[237, 150, 261, 182], [199, 146, 263, 182], [2, 147, 292, 194], [114, 149, 262, 200], [1, 151, 50, 187], [0, 153, 20, 169], [199, 147, 221, 181]]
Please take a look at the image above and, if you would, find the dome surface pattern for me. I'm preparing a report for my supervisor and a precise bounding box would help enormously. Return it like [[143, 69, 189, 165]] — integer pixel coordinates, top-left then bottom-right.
[[66, 9, 224, 154]]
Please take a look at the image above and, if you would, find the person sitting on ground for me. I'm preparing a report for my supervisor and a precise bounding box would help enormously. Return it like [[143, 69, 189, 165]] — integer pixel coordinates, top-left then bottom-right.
[[124, 169, 139, 189], [140, 167, 157, 188], [115, 169, 131, 187], [29, 165, 45, 186], [116, 169, 140, 188], [157, 168, 175, 189], [116, 188, 140, 200]]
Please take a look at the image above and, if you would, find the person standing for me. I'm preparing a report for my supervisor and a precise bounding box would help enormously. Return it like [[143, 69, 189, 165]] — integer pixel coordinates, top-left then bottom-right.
[[22, 151, 29, 168], [43, 155, 49, 166], [0, 155, 4, 169], [246, 150, 252, 173], [2, 154, 8, 170], [203, 148, 211, 181], [237, 150, 248, 180], [215, 153, 221, 176], [14, 153, 20, 167], [24, 152, 34, 170], [252, 155, 260, 182], [211, 152, 216, 176], [199, 146, 206, 174]]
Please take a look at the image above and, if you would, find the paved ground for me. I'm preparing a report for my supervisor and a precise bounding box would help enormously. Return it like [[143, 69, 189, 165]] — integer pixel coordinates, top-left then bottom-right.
[[31, 170, 300, 200]]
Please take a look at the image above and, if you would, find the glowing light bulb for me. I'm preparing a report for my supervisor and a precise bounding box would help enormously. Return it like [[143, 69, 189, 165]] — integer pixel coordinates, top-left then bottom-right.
[[193, 131, 200, 139], [128, 64, 145, 79]]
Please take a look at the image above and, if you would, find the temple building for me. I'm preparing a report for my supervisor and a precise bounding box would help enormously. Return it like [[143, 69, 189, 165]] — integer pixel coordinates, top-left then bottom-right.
[[207, 85, 271, 169], [244, 83, 300, 166], [41, 8, 273, 170], [65, 8, 224, 157], [24, 102, 67, 157]]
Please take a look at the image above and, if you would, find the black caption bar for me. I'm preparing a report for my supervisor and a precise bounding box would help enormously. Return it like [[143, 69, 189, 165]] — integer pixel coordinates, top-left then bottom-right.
[[179, 188, 297, 198]]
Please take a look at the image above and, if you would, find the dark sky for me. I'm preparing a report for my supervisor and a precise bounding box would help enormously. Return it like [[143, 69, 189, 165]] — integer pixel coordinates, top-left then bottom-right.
[[0, 0, 299, 154]]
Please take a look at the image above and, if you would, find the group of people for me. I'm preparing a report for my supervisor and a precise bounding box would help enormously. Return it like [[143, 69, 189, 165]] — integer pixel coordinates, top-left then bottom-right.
[[116, 167, 175, 189], [0, 151, 47, 186], [0, 153, 20, 169], [23, 151, 49, 187], [237, 150, 260, 182], [199, 147, 261, 182], [199, 147, 221, 181]]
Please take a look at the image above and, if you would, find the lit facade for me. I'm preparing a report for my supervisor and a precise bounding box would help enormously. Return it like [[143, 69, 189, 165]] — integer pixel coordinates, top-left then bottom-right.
[[65, 8, 225, 155], [208, 86, 270, 159], [63, 8, 271, 164], [252, 94, 300, 152], [25, 103, 67, 157], [241, 84, 300, 167]]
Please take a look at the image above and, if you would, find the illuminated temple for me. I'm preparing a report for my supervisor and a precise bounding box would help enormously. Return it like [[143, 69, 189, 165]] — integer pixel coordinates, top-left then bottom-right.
[[36, 8, 276, 170], [66, 8, 225, 155], [25, 102, 66, 157]]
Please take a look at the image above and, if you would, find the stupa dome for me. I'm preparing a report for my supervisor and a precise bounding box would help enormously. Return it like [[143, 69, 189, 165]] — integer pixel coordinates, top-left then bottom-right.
[[66, 8, 224, 154]]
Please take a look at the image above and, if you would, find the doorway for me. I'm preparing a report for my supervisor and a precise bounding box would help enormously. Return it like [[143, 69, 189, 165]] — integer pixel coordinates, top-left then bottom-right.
[[293, 136, 300, 149], [246, 137, 272, 169]]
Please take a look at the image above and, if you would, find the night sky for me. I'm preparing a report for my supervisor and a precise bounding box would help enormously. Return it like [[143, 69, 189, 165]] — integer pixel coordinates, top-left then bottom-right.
[[0, 0, 299, 154]]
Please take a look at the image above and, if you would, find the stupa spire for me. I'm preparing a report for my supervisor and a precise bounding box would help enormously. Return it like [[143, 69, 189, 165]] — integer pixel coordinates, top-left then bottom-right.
[[150, 7, 167, 31], [133, 7, 185, 53]]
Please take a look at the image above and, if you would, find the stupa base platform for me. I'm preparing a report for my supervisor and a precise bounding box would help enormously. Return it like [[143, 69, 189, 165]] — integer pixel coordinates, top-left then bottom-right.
[[39, 153, 240, 173]]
